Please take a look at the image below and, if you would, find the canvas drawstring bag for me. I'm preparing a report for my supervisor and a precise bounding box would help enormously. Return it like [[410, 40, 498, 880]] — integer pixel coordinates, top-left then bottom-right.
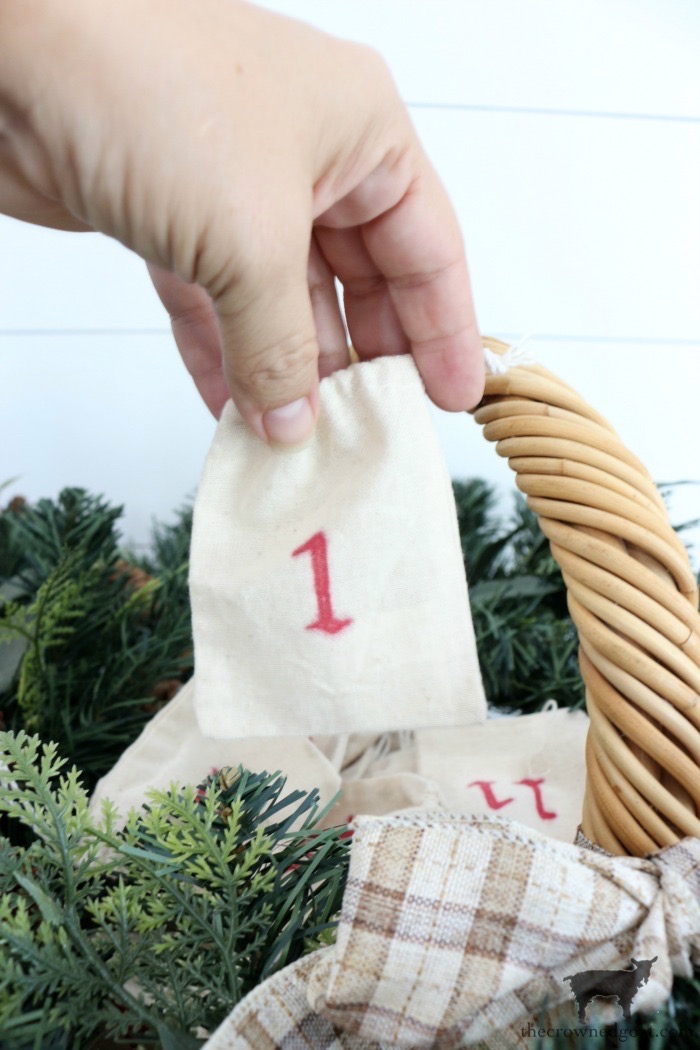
[[188, 355, 487, 739], [415, 703, 589, 842]]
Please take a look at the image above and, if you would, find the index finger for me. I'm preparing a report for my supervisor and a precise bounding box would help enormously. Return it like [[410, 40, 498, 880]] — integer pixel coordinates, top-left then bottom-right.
[[361, 160, 484, 411]]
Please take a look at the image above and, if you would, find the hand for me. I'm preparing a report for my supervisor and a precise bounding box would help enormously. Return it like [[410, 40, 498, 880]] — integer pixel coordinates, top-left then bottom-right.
[[0, 0, 484, 446]]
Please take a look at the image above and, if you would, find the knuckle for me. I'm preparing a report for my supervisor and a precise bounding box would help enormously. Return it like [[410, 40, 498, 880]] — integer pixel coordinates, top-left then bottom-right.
[[351, 43, 394, 90], [307, 269, 331, 301], [413, 318, 479, 353], [344, 274, 385, 303], [388, 258, 461, 294], [236, 333, 317, 401], [169, 297, 212, 332]]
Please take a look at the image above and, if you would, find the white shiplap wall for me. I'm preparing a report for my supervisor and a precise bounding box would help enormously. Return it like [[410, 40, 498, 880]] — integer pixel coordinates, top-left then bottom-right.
[[1, 1, 699, 557]]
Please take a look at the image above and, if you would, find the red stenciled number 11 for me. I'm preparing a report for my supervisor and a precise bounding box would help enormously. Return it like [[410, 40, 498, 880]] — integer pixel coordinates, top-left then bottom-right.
[[292, 531, 353, 635]]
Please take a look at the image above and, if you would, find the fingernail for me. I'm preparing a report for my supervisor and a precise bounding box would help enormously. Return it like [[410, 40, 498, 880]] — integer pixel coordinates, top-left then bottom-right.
[[263, 397, 315, 447]]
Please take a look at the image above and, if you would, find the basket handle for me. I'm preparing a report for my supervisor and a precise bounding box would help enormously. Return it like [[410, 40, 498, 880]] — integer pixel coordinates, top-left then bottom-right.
[[474, 337, 700, 856]]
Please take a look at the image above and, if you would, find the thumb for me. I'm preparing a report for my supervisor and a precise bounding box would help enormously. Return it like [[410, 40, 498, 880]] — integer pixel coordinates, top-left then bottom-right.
[[214, 266, 320, 449]]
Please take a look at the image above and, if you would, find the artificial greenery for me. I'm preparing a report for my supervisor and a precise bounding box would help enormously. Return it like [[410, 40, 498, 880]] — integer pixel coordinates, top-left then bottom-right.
[[0, 488, 193, 793], [453, 479, 583, 713], [0, 479, 698, 1049], [0, 731, 349, 1049]]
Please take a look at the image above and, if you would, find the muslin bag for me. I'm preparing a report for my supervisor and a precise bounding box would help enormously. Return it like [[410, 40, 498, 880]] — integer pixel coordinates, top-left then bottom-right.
[[415, 704, 589, 842], [188, 355, 487, 739], [93, 356, 487, 817]]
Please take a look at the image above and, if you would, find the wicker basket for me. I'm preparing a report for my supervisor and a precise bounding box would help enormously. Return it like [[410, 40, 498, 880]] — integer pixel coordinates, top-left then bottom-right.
[[475, 338, 700, 857]]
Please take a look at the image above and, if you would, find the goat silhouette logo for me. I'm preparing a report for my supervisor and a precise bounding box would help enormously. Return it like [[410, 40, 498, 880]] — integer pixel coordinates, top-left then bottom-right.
[[563, 957, 658, 1022]]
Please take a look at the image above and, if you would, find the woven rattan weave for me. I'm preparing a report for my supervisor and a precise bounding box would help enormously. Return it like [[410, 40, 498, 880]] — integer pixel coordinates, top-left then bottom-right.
[[476, 338, 700, 857]]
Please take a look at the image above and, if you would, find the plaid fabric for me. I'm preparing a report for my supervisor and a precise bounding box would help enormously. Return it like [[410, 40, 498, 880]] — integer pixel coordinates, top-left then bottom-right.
[[203, 950, 373, 1050], [204, 814, 700, 1049]]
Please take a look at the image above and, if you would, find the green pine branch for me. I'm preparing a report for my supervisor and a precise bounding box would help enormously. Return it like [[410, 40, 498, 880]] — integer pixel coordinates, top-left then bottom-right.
[[0, 489, 194, 795], [0, 731, 349, 1049]]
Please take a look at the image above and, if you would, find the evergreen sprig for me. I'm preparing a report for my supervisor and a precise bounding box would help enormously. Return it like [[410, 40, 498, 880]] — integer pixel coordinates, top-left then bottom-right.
[[453, 480, 582, 713], [0, 489, 193, 792], [0, 730, 349, 1049]]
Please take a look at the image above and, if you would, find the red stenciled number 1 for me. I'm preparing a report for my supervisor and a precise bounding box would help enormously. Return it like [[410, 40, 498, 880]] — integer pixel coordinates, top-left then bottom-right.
[[292, 531, 353, 635]]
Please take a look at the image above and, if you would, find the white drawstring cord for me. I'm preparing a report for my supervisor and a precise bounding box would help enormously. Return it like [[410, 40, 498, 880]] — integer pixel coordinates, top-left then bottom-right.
[[483, 335, 536, 375]]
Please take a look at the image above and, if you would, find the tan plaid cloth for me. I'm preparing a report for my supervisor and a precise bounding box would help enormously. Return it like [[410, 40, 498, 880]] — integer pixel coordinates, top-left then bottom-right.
[[203, 813, 700, 1049]]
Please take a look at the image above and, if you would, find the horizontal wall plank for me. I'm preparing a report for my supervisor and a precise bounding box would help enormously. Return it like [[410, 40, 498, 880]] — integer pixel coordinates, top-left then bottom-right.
[[258, 0, 700, 119], [0, 335, 214, 546], [413, 109, 700, 341]]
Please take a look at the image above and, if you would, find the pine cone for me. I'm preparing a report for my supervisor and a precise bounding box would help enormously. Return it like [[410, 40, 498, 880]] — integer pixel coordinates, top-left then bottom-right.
[[112, 558, 153, 591]]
